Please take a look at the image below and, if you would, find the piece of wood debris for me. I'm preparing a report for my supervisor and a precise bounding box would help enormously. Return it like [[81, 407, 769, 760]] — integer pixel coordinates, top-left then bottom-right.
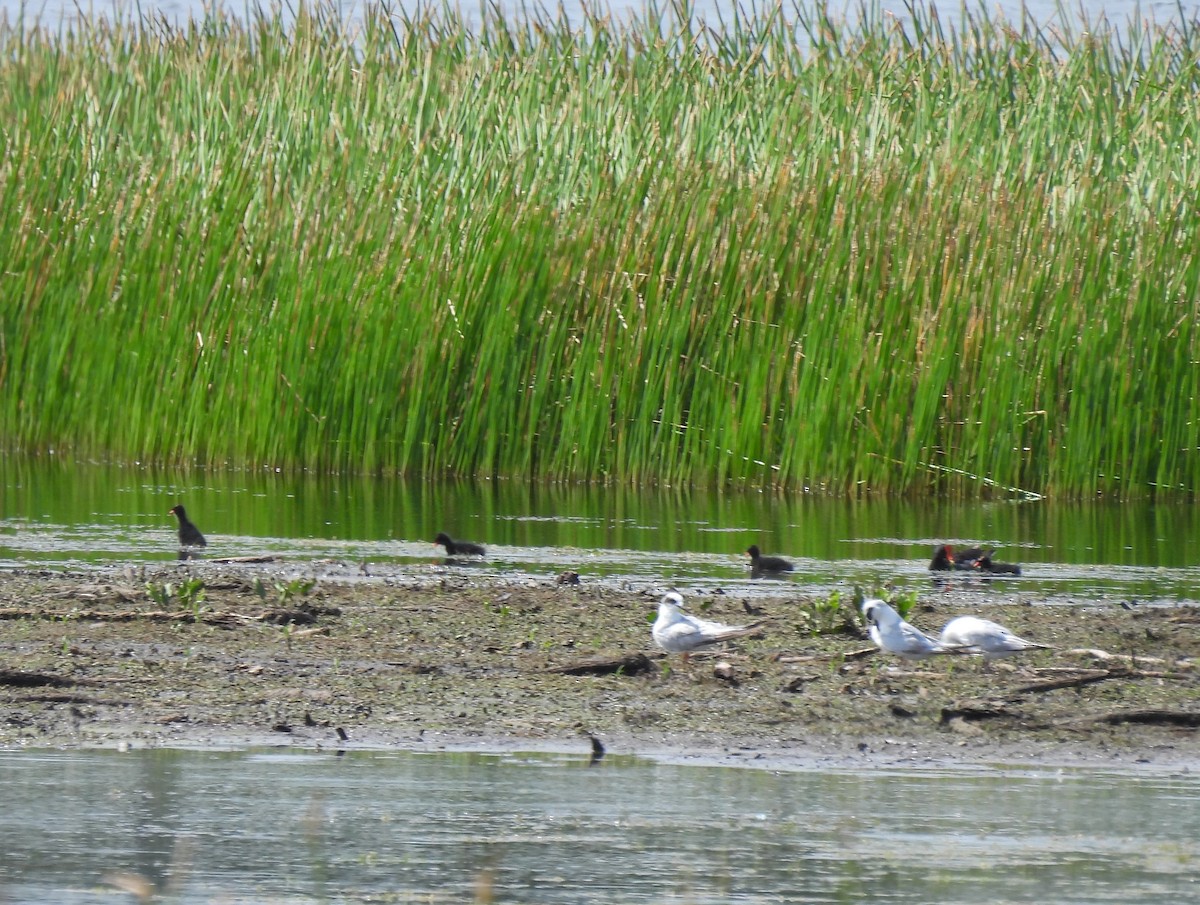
[[1013, 668, 1131, 694], [1059, 709, 1200, 729], [543, 653, 656, 676], [777, 646, 876, 664], [1063, 648, 1167, 665]]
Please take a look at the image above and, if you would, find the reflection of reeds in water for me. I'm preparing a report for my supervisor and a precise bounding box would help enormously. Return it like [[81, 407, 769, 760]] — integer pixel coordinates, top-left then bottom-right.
[[102, 836, 194, 902], [474, 868, 495, 904], [4, 2, 1198, 496]]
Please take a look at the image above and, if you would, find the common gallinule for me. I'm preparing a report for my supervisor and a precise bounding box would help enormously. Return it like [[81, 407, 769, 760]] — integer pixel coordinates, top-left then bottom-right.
[[861, 598, 947, 660], [169, 504, 207, 549], [974, 552, 1022, 575], [745, 545, 793, 576], [651, 592, 764, 655], [928, 544, 988, 571], [939, 615, 1049, 659], [930, 544, 1022, 575], [434, 532, 486, 557]]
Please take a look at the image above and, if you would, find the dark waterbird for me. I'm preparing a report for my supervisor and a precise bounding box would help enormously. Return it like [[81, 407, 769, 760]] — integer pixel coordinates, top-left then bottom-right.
[[169, 504, 207, 549], [929, 544, 988, 571], [434, 532, 486, 557], [974, 552, 1022, 575], [929, 543, 1021, 575], [745, 545, 793, 576]]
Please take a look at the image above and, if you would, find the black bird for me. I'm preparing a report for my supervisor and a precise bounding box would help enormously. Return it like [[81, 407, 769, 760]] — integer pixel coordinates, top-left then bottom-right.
[[586, 733, 605, 766], [975, 551, 1022, 576], [169, 505, 207, 549], [929, 544, 988, 571], [746, 545, 794, 575], [434, 532, 486, 557], [930, 543, 1021, 575]]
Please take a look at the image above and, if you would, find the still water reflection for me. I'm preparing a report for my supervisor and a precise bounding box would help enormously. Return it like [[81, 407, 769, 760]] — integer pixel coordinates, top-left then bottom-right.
[[2, 459, 1200, 603], [0, 747, 1196, 904]]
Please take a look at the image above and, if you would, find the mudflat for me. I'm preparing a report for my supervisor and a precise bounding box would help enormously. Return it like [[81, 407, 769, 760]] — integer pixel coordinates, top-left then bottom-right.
[[1, 564, 1197, 769]]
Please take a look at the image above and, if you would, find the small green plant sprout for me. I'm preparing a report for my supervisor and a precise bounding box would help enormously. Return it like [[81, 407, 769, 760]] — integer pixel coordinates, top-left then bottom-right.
[[252, 578, 268, 601], [145, 581, 173, 608], [889, 589, 920, 621], [274, 577, 316, 605], [795, 590, 861, 637], [176, 578, 207, 614], [486, 593, 513, 617]]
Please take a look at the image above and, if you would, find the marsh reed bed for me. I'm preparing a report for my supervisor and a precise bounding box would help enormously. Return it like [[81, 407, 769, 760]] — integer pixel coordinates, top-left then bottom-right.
[[1, 1, 1198, 496]]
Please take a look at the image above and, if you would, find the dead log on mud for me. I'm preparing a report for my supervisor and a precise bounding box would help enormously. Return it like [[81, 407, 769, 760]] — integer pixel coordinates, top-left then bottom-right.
[[544, 653, 657, 676], [54, 584, 143, 603], [0, 606, 336, 627], [1059, 709, 1200, 729], [1012, 668, 1132, 694], [940, 701, 1021, 724], [777, 646, 877, 664], [10, 692, 136, 706], [0, 669, 78, 688], [1063, 648, 1171, 666]]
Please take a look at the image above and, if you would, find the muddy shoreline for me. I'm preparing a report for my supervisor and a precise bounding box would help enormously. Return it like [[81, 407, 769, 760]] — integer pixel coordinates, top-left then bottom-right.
[[1, 563, 1198, 770]]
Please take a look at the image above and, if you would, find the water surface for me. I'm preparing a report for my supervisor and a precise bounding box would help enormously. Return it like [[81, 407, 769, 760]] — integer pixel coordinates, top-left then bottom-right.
[[0, 747, 1196, 904], [3, 459, 1199, 603]]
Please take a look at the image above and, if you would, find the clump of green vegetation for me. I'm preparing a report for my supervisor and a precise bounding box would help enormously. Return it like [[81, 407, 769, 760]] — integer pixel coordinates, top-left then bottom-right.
[[275, 578, 316, 605], [888, 589, 921, 621], [145, 582, 174, 609], [794, 590, 862, 637], [146, 578, 207, 615], [176, 578, 208, 616], [2, 2, 1199, 497]]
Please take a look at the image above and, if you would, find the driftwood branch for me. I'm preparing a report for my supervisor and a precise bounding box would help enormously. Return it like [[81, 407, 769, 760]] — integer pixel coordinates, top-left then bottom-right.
[[1063, 648, 1170, 665], [1013, 668, 1132, 694], [0, 669, 78, 688], [940, 701, 1020, 724], [777, 646, 877, 664], [1059, 709, 1200, 729], [544, 653, 657, 676], [10, 692, 136, 706], [0, 606, 334, 626]]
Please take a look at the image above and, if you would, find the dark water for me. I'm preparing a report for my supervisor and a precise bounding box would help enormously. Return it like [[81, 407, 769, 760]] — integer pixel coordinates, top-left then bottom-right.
[[1, 458, 1199, 604], [0, 747, 1197, 904]]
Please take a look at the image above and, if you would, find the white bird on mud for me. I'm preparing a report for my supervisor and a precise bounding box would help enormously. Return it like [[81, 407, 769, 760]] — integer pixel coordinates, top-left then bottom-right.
[[651, 592, 764, 656], [939, 615, 1051, 660], [861, 598, 948, 660]]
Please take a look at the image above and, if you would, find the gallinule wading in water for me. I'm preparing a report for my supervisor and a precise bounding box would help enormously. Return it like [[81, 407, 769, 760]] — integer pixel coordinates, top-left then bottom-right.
[[929, 544, 1021, 575], [169, 504, 207, 550], [434, 532, 486, 557], [973, 552, 1022, 575], [929, 544, 987, 571], [745, 545, 793, 576]]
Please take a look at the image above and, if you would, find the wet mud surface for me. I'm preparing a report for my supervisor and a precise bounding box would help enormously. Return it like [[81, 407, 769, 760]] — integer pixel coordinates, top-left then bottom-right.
[[1, 563, 1198, 768]]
